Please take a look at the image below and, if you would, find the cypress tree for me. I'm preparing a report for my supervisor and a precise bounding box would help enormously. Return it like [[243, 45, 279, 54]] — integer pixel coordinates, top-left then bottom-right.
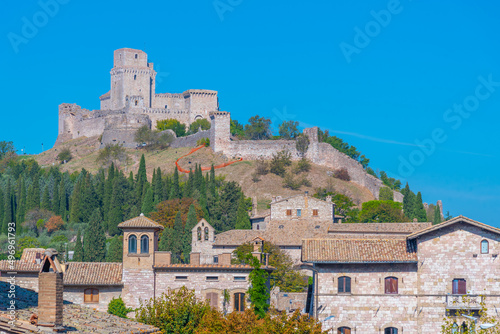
[[235, 193, 251, 229], [69, 178, 83, 223], [84, 208, 107, 262], [102, 164, 115, 222], [106, 236, 123, 262], [154, 167, 163, 203], [52, 179, 60, 215], [16, 179, 26, 224], [136, 154, 147, 199], [163, 176, 171, 201], [26, 184, 35, 212], [82, 175, 99, 222], [182, 204, 198, 262], [170, 167, 180, 199], [414, 192, 427, 222], [59, 179, 67, 221], [73, 229, 84, 262], [159, 227, 173, 252], [402, 183, 415, 220], [32, 174, 41, 209], [433, 206, 442, 225], [41, 186, 51, 211], [172, 211, 183, 263], [0, 188, 4, 227], [184, 169, 194, 198], [108, 178, 123, 236], [3, 180, 13, 234], [209, 165, 216, 197], [141, 186, 155, 216]]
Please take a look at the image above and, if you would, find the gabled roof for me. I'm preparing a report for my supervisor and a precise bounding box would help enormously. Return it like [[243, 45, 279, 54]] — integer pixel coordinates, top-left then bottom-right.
[[191, 218, 212, 232], [328, 222, 432, 236], [0, 248, 45, 273], [407, 215, 500, 240], [20, 248, 46, 262], [272, 194, 332, 206], [64, 262, 123, 286], [301, 238, 417, 263], [118, 214, 164, 230]]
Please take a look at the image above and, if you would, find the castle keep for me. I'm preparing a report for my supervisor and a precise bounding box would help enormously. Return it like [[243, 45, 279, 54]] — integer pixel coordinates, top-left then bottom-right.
[[56, 48, 219, 147]]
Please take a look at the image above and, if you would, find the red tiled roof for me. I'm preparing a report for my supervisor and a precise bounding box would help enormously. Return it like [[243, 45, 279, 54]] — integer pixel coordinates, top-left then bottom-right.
[[0, 248, 45, 273], [118, 214, 164, 230], [64, 262, 123, 286], [328, 223, 432, 236], [154, 264, 254, 270], [301, 238, 417, 263], [407, 215, 500, 239]]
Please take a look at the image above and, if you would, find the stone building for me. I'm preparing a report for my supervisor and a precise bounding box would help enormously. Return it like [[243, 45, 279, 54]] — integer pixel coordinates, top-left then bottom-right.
[[302, 216, 500, 333], [56, 48, 219, 148], [191, 193, 339, 265]]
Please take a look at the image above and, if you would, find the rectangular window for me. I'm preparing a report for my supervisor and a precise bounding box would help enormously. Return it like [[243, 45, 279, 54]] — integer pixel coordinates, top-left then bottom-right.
[[286, 209, 292, 216], [206, 292, 218, 309], [234, 276, 246, 281], [234, 292, 245, 311], [213, 256, 219, 264], [452, 279, 466, 294], [175, 276, 188, 280], [297, 209, 302, 217], [84, 288, 99, 303], [384, 277, 398, 294], [206, 276, 219, 281], [313, 209, 319, 216]]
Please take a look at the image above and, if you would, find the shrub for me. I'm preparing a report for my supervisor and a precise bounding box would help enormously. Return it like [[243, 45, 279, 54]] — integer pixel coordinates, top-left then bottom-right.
[[157, 119, 186, 137], [57, 147, 72, 164], [189, 119, 211, 134], [379, 187, 394, 201], [255, 158, 269, 176], [283, 173, 302, 190], [196, 137, 210, 147], [251, 172, 260, 183], [108, 295, 132, 318], [295, 133, 310, 157], [96, 144, 129, 167], [270, 150, 291, 177], [293, 158, 311, 173], [135, 126, 175, 151], [334, 167, 350, 181]]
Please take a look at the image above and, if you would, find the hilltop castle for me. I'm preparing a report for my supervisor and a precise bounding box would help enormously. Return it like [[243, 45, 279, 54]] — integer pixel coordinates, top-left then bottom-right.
[[55, 48, 219, 147]]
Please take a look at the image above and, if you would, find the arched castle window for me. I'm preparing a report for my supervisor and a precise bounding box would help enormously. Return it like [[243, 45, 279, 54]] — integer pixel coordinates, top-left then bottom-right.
[[204, 227, 209, 240], [384, 328, 398, 334], [141, 235, 149, 254], [197, 227, 202, 241], [128, 235, 137, 254], [481, 240, 489, 254], [338, 327, 351, 334], [134, 75, 137, 80], [135, 54, 138, 59], [135, 101, 138, 106]]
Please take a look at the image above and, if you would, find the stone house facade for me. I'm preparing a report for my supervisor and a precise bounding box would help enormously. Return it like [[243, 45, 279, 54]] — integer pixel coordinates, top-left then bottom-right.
[[302, 216, 500, 333]]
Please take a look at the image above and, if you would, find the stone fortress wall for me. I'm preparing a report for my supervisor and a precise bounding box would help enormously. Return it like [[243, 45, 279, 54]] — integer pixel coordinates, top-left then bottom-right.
[[56, 48, 401, 200]]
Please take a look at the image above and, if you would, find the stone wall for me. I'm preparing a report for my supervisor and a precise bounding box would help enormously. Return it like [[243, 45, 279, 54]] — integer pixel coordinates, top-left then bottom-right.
[[270, 195, 334, 221], [155, 270, 250, 312], [0, 273, 39, 292], [63, 286, 122, 312], [121, 269, 155, 309], [171, 130, 210, 149]]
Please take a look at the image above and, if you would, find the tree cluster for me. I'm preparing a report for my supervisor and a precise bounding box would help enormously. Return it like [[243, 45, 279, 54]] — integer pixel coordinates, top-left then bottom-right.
[[401, 183, 428, 222]]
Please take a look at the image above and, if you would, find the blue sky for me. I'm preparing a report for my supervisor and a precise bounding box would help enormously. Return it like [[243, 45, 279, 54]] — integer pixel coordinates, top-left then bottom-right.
[[1, 0, 499, 225]]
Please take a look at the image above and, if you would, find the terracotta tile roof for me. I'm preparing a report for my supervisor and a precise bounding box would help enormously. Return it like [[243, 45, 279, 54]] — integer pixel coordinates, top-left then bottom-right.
[[214, 220, 332, 246], [407, 215, 500, 239], [301, 238, 418, 263], [63, 262, 123, 286], [0, 248, 46, 272], [117, 214, 164, 230], [328, 222, 432, 236]]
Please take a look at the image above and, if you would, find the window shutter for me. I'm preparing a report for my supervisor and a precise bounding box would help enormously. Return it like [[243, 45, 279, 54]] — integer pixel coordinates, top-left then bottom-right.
[[92, 289, 99, 303], [392, 278, 398, 294], [385, 278, 390, 294], [84, 289, 91, 303], [346, 277, 351, 293], [458, 280, 466, 295], [452, 280, 458, 294], [338, 277, 344, 293]]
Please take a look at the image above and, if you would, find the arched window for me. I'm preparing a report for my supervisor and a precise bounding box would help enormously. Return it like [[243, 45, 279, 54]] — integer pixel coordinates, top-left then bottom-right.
[[338, 327, 351, 334], [84, 288, 99, 303], [452, 279, 466, 295], [384, 277, 398, 294], [338, 276, 351, 293], [481, 240, 489, 254], [135, 100, 138, 106], [134, 74, 137, 80], [204, 227, 209, 241], [384, 328, 398, 334], [452, 322, 459, 333], [197, 227, 202, 241], [141, 235, 149, 254], [128, 235, 137, 254]]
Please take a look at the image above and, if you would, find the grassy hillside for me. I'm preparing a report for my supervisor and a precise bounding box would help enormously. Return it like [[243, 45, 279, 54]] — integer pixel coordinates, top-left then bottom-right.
[[35, 136, 375, 212]]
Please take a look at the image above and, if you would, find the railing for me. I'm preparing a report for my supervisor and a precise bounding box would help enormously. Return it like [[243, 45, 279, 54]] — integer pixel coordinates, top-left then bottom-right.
[[446, 294, 483, 309]]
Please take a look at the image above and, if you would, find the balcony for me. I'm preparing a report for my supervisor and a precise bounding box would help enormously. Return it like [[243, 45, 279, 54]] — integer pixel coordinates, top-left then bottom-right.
[[446, 295, 483, 310]]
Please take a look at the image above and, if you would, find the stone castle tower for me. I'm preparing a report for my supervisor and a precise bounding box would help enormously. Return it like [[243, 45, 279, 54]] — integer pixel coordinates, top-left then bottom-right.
[[55, 48, 219, 147]]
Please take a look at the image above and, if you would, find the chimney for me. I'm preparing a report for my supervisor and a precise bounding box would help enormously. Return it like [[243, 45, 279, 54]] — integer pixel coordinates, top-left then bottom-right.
[[38, 249, 64, 329], [155, 251, 171, 266], [190, 252, 200, 265], [220, 253, 232, 266]]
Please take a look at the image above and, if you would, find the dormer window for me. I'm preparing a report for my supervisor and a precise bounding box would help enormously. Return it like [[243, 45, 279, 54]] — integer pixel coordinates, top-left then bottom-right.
[[481, 240, 489, 254], [141, 235, 149, 254], [128, 235, 137, 254]]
